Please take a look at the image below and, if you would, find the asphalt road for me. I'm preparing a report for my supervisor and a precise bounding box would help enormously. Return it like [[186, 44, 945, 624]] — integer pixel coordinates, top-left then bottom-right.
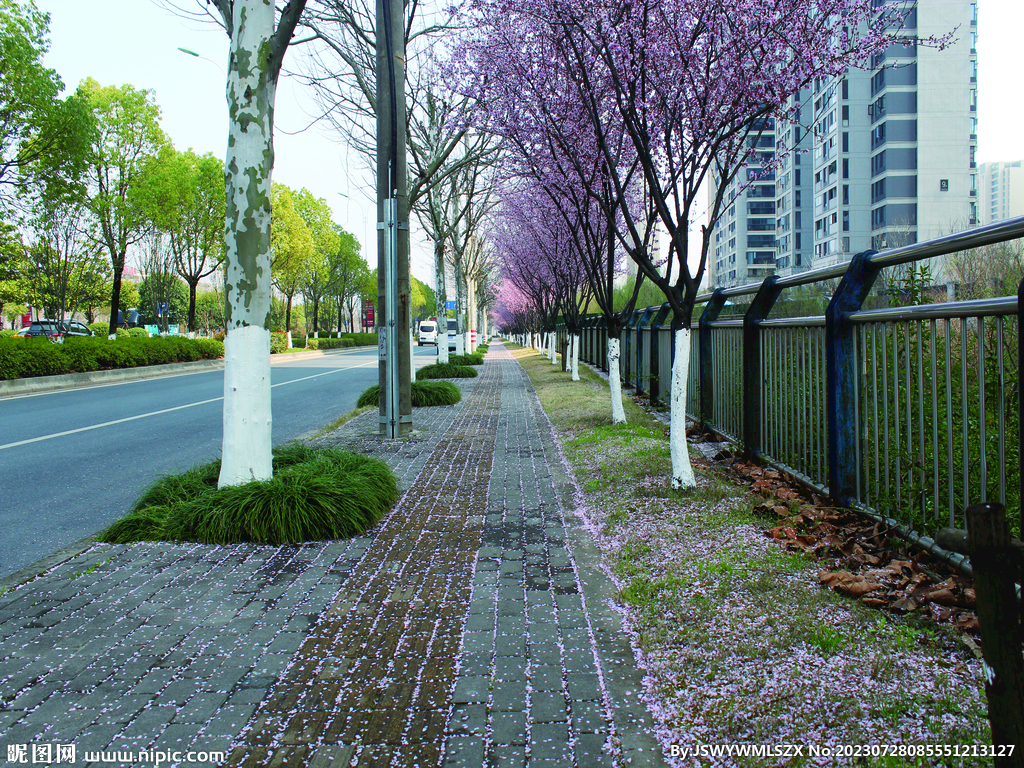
[[0, 346, 439, 578]]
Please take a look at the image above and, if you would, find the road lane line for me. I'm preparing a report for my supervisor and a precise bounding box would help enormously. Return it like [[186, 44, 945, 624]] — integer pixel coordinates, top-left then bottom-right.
[[0, 362, 379, 452]]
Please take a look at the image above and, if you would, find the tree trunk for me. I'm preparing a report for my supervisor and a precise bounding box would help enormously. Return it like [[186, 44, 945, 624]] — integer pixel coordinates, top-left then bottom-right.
[[107, 259, 124, 338], [187, 278, 198, 333], [435, 241, 449, 364], [571, 332, 580, 381], [285, 293, 292, 333], [670, 328, 696, 489], [549, 330, 557, 364], [218, 0, 277, 488], [607, 335, 626, 424], [467, 277, 477, 353]]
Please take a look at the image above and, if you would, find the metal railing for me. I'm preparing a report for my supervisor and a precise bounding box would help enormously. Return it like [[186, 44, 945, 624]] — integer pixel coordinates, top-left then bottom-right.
[[557, 215, 1024, 573]]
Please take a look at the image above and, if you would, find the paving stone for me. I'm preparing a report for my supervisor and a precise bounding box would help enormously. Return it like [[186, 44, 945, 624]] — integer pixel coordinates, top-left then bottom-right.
[[529, 722, 571, 761], [530, 690, 569, 723], [448, 703, 487, 736], [444, 736, 485, 767], [488, 709, 527, 746], [452, 676, 490, 705]]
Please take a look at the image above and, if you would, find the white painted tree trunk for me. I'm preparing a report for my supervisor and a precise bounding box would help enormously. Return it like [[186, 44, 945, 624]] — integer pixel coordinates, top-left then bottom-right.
[[285, 330, 292, 349], [570, 333, 580, 381], [549, 332, 557, 364], [218, 0, 276, 488], [607, 336, 626, 424], [670, 328, 696, 489]]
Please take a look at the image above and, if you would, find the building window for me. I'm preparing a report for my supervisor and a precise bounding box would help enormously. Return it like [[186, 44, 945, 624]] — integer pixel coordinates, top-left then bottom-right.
[[842, 79, 849, 100], [843, 185, 849, 205], [842, 132, 849, 152], [843, 210, 850, 231], [843, 159, 849, 179]]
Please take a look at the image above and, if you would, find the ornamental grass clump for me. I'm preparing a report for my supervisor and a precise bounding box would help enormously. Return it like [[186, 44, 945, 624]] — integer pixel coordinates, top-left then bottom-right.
[[357, 380, 461, 408], [99, 444, 398, 545], [449, 353, 484, 366], [415, 362, 478, 380]]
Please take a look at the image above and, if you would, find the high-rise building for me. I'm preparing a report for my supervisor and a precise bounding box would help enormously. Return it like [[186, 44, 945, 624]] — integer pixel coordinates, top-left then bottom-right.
[[978, 161, 1024, 223], [707, 118, 779, 288], [709, 0, 978, 289]]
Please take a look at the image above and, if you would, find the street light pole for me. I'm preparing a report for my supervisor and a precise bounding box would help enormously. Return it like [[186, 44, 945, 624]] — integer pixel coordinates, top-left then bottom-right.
[[376, 0, 411, 437]]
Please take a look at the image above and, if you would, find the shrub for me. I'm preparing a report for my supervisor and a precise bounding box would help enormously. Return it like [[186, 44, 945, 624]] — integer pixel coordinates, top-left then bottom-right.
[[476, 345, 489, 354], [89, 322, 108, 335], [357, 380, 461, 408], [416, 363, 478, 380], [213, 331, 226, 342], [339, 332, 377, 346], [0, 329, 14, 338], [115, 327, 128, 339], [0, 336, 225, 380], [127, 327, 148, 338], [307, 337, 354, 350], [450, 353, 484, 366], [99, 444, 399, 545], [270, 332, 287, 354]]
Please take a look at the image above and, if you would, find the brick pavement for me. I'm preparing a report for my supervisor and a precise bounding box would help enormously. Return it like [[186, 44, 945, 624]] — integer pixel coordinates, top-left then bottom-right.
[[0, 343, 663, 767]]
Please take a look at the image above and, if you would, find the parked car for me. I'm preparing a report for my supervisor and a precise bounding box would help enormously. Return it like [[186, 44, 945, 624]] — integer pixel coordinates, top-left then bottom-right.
[[417, 321, 437, 346], [447, 318, 459, 352], [18, 319, 94, 338]]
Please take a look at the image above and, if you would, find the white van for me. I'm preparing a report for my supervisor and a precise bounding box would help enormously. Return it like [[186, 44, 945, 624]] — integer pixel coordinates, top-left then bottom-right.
[[417, 321, 438, 346]]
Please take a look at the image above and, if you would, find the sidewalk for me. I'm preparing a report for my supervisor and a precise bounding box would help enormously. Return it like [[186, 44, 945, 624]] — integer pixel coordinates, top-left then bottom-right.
[[0, 343, 663, 767]]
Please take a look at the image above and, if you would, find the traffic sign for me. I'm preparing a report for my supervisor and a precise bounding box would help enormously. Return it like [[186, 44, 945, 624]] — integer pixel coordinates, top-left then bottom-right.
[[446, 300, 456, 310]]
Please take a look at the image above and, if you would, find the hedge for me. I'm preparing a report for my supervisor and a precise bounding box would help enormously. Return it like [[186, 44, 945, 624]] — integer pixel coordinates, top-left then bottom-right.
[[0, 336, 225, 381]]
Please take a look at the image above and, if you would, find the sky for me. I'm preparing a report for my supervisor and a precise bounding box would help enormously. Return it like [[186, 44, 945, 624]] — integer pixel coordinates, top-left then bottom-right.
[[33, 0, 1024, 290]]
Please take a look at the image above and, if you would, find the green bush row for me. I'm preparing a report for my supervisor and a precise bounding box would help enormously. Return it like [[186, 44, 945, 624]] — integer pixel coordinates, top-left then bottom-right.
[[416, 363, 477, 380], [0, 336, 224, 381], [307, 337, 355, 350]]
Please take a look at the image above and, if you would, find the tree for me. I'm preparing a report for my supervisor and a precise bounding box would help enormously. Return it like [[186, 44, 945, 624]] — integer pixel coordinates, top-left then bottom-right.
[[0, 222, 28, 327], [210, 0, 307, 487], [195, 290, 225, 336], [410, 275, 435, 322], [78, 78, 166, 337], [136, 147, 225, 332], [461, 0, 939, 488], [25, 200, 107, 322], [328, 225, 368, 332], [270, 182, 313, 338], [0, 1, 92, 213], [293, 188, 339, 335], [137, 234, 187, 331]]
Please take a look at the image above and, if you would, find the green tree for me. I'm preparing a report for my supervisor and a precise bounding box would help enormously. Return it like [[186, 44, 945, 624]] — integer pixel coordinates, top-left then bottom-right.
[[411, 275, 435, 322], [78, 78, 166, 337], [0, 222, 28, 327], [136, 146, 225, 332], [270, 182, 311, 334], [0, 1, 93, 211], [25, 199, 107, 321], [138, 271, 188, 330], [195, 289, 225, 336], [328, 225, 366, 332], [293, 188, 339, 334]]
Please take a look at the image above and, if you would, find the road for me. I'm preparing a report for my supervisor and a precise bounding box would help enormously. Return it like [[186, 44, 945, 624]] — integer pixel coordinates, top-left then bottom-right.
[[0, 346, 439, 578]]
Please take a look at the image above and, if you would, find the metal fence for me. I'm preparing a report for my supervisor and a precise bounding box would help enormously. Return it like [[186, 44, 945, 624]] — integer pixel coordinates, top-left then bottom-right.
[[558, 215, 1024, 572]]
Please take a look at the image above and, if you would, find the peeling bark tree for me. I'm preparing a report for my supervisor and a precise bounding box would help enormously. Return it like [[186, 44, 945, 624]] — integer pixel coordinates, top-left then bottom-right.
[[211, 0, 307, 487]]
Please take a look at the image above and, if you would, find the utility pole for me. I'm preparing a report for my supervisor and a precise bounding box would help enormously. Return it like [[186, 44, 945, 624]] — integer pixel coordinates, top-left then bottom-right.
[[376, 0, 412, 436]]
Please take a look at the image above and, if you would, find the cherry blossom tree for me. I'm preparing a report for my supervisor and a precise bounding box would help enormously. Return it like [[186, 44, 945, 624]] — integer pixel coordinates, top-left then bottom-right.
[[460, 0, 941, 488]]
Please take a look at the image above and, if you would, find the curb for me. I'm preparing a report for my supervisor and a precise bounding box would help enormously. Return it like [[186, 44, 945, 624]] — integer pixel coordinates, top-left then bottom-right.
[[0, 535, 99, 592]]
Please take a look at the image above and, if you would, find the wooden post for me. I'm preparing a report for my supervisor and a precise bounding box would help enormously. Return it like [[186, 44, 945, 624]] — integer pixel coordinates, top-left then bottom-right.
[[965, 503, 1024, 766]]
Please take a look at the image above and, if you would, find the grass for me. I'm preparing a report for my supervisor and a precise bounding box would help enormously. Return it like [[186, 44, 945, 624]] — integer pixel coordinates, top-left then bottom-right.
[[99, 444, 399, 545], [449, 353, 484, 366], [309, 406, 374, 438], [356, 380, 461, 408], [509, 344, 989, 756], [415, 362, 478, 380]]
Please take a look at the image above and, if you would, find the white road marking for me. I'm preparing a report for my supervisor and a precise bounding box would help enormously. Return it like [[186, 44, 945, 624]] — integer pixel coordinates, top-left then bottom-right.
[[0, 361, 379, 452]]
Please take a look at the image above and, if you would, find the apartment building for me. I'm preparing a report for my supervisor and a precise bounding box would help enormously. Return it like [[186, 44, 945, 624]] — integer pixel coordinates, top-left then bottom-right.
[[709, 0, 978, 289], [978, 160, 1024, 223]]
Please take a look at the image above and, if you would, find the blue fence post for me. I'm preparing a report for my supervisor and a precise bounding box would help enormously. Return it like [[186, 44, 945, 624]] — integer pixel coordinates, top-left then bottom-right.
[[699, 290, 727, 430], [636, 306, 654, 396], [742, 276, 783, 462], [650, 304, 671, 404], [1019, 277, 1024, 534], [825, 250, 879, 506]]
